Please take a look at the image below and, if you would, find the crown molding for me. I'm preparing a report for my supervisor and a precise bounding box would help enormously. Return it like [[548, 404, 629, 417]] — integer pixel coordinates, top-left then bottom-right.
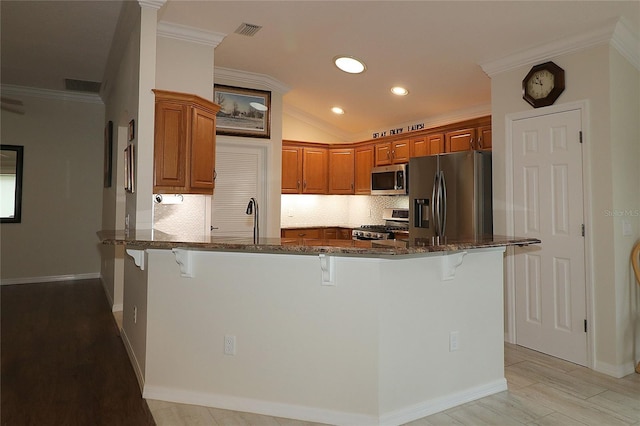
[[283, 104, 352, 142], [610, 17, 640, 70], [1, 84, 103, 104], [157, 21, 226, 47], [214, 67, 291, 94], [354, 103, 493, 142], [138, 0, 166, 10], [481, 18, 639, 76]]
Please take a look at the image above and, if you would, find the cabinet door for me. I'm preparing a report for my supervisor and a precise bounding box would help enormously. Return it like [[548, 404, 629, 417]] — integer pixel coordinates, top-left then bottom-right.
[[375, 143, 392, 166], [391, 140, 410, 163], [302, 147, 328, 194], [354, 145, 374, 194], [411, 136, 428, 158], [154, 101, 188, 188], [190, 106, 217, 191], [329, 148, 354, 194], [445, 128, 476, 152], [282, 228, 322, 239], [427, 133, 445, 155], [282, 146, 302, 193], [476, 125, 492, 150], [322, 228, 338, 239]]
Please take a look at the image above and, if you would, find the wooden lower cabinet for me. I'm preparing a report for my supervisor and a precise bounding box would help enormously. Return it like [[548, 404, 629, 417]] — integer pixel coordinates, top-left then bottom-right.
[[281, 227, 352, 240]]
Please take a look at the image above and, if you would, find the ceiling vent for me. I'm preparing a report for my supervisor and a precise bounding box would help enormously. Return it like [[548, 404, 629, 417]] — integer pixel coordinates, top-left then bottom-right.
[[64, 79, 101, 93], [234, 22, 262, 37]]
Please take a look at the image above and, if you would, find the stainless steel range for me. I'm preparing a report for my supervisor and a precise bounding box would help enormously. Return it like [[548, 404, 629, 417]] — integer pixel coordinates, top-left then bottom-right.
[[352, 208, 409, 240]]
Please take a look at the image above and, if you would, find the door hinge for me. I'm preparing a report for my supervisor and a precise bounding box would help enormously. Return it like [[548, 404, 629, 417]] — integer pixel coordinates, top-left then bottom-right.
[[579, 131, 583, 144], [581, 224, 585, 237], [584, 319, 588, 332]]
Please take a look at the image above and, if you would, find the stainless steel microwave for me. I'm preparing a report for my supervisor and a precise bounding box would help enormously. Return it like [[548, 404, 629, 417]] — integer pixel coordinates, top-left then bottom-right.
[[371, 164, 408, 195]]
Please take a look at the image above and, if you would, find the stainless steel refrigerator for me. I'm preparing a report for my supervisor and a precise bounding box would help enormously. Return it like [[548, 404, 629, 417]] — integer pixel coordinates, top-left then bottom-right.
[[409, 150, 493, 242]]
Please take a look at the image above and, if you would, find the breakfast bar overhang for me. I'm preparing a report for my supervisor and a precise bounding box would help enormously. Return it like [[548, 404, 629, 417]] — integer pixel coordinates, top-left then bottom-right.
[[99, 231, 540, 426]]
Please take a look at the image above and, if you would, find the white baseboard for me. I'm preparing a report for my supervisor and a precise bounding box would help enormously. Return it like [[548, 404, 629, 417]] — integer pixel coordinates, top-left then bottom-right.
[[380, 379, 508, 426], [143, 385, 377, 426], [594, 359, 636, 378], [121, 328, 145, 393], [0, 272, 100, 286], [143, 379, 507, 426]]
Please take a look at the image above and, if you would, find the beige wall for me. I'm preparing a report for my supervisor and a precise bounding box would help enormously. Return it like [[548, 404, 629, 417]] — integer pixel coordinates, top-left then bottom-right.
[[491, 44, 640, 375], [0, 93, 104, 282], [282, 111, 348, 143]]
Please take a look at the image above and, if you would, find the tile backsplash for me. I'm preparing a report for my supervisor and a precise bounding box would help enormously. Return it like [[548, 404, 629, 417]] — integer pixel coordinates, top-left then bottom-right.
[[153, 195, 209, 236], [281, 195, 409, 228]]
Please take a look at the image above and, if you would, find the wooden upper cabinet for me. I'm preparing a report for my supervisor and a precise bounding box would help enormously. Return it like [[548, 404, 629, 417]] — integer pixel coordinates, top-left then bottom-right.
[[476, 125, 492, 150], [445, 128, 475, 152], [427, 133, 445, 155], [190, 107, 217, 190], [354, 144, 374, 195], [375, 139, 410, 166], [410, 136, 428, 158], [302, 147, 328, 194], [282, 146, 302, 194], [153, 89, 220, 194], [329, 148, 354, 194], [154, 101, 188, 188]]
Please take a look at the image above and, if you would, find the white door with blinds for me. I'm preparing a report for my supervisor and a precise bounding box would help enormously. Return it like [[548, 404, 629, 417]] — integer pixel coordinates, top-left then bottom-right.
[[211, 142, 264, 237]]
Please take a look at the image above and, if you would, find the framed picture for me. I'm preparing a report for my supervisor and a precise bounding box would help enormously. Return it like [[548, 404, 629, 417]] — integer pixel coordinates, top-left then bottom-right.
[[103, 121, 113, 188], [128, 119, 135, 141], [124, 144, 135, 193], [214, 84, 271, 138]]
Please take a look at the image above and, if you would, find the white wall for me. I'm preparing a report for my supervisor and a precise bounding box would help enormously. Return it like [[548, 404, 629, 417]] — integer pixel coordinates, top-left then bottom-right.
[[491, 44, 640, 375], [100, 0, 143, 310], [0, 90, 104, 282]]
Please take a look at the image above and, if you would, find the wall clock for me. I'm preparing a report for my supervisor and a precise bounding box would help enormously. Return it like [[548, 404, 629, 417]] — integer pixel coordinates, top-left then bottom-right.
[[522, 61, 565, 108]]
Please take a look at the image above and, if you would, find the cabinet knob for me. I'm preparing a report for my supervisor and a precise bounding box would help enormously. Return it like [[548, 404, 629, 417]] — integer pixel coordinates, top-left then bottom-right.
[[297, 180, 300, 189], [213, 170, 217, 181], [469, 138, 474, 149], [478, 137, 483, 149], [303, 180, 307, 189]]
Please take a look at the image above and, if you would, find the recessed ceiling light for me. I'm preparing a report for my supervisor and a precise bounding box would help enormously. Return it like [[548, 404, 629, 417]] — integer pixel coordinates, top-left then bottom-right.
[[331, 106, 345, 115], [391, 86, 409, 96], [333, 56, 366, 74]]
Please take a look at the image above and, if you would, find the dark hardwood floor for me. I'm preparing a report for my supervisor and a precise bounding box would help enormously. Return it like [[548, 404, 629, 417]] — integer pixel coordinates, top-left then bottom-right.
[[1, 279, 155, 425]]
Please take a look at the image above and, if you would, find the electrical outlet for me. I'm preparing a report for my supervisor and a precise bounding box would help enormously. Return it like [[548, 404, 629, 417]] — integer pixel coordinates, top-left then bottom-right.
[[449, 331, 459, 352], [224, 335, 236, 355], [133, 306, 138, 324]]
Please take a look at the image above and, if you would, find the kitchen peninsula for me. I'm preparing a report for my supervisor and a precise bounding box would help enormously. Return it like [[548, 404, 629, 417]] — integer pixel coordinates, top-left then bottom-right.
[[100, 230, 539, 426]]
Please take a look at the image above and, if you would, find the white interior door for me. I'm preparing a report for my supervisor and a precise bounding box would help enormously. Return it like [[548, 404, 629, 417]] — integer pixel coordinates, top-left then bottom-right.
[[512, 108, 587, 366], [211, 143, 264, 237]]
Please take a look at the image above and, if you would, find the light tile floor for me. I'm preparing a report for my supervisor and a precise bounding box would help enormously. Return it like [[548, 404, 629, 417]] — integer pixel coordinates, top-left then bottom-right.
[[147, 344, 640, 425]]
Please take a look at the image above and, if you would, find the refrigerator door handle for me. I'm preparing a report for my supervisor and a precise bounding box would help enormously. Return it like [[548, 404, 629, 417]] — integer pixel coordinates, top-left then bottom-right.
[[440, 171, 447, 236], [431, 172, 439, 234]]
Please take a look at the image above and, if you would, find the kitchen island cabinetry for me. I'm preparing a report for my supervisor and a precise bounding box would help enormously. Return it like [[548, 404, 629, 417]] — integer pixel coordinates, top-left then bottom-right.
[[328, 148, 354, 194], [102, 230, 537, 426], [282, 142, 328, 194], [153, 89, 220, 194]]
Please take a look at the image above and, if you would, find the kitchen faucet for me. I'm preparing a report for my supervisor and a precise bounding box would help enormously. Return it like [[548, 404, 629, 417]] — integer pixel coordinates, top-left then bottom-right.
[[245, 197, 259, 243]]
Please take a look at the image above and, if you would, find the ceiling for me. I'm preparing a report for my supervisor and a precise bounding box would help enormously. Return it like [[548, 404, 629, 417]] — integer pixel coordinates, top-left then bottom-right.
[[2, 1, 639, 139]]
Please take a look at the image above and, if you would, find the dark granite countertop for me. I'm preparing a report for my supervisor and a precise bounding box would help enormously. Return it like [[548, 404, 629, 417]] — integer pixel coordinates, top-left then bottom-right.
[[98, 230, 540, 256]]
